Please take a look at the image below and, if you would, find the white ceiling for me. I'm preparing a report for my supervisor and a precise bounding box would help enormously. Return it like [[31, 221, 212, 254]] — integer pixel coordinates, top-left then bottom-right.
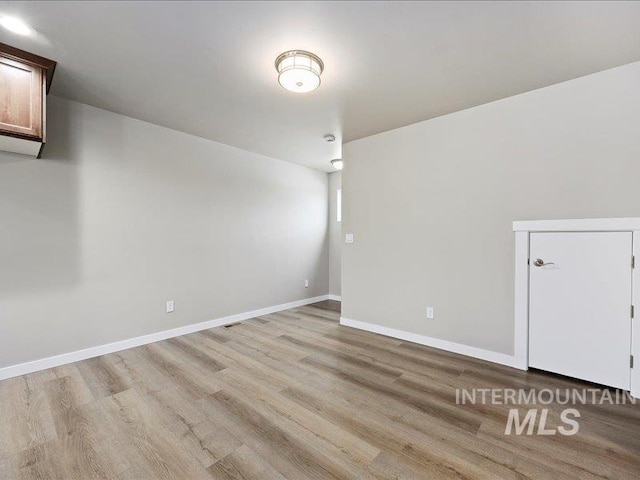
[[1, 1, 640, 171]]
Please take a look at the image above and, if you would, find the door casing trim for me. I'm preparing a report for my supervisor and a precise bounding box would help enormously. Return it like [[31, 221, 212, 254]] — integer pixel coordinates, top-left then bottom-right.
[[513, 217, 640, 398]]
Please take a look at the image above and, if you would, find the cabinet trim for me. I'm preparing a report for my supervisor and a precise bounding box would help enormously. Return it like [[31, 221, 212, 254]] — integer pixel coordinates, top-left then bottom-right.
[[0, 41, 56, 92]]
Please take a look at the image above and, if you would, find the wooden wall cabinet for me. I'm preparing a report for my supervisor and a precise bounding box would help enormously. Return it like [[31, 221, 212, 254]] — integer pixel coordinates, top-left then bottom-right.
[[0, 42, 56, 157]]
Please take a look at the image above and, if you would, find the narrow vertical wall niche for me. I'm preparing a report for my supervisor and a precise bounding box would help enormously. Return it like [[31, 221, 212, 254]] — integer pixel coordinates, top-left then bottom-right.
[[329, 171, 342, 299]]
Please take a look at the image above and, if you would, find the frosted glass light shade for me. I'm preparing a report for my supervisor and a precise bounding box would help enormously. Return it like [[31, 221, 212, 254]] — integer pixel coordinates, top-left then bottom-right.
[[275, 50, 324, 93], [331, 159, 343, 171]]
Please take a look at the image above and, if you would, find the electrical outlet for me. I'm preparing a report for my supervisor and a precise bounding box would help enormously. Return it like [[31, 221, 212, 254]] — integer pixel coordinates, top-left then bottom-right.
[[305, 279, 310, 288], [426, 307, 434, 319], [345, 233, 354, 244], [166, 300, 175, 313]]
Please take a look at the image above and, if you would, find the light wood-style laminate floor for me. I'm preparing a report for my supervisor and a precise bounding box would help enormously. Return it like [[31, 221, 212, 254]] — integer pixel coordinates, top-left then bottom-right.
[[1, 301, 639, 479]]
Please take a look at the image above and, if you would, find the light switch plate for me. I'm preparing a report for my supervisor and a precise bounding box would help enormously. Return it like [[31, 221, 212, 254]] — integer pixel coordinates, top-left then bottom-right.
[[345, 233, 354, 244]]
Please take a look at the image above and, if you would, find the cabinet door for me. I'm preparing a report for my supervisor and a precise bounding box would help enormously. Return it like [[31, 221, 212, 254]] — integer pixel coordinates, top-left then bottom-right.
[[0, 56, 43, 140], [529, 232, 632, 389]]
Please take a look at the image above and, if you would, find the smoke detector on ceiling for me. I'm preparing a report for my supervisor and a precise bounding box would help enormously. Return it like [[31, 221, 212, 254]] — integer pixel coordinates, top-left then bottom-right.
[[324, 134, 336, 143]]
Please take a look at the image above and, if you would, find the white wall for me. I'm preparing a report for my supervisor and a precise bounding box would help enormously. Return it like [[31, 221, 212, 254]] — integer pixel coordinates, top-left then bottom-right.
[[342, 61, 640, 355], [0, 96, 329, 369], [328, 172, 342, 297]]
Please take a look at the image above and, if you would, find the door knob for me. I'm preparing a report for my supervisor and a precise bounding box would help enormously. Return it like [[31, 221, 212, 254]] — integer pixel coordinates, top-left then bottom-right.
[[533, 258, 554, 267]]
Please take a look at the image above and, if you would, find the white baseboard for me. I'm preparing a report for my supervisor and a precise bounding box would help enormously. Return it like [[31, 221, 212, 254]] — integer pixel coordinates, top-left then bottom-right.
[[0, 295, 330, 381], [340, 317, 524, 370], [328, 294, 342, 301]]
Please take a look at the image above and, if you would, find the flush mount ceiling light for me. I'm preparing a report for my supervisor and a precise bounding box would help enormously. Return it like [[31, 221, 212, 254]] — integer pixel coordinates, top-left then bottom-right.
[[275, 50, 324, 93], [0, 16, 34, 36], [331, 159, 344, 171]]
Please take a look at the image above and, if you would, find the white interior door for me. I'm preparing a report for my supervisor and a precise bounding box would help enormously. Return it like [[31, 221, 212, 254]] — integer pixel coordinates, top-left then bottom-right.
[[529, 232, 632, 389]]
